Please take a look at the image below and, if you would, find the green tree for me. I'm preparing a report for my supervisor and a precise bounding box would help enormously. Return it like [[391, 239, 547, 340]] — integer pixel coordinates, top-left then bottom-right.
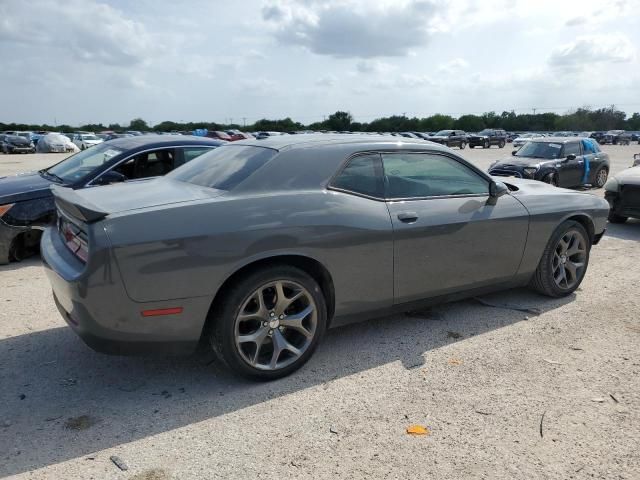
[[326, 111, 353, 131], [128, 118, 149, 131], [454, 114, 484, 132]]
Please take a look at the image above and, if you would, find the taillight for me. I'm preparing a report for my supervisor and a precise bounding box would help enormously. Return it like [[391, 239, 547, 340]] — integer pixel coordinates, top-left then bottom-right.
[[59, 217, 89, 263]]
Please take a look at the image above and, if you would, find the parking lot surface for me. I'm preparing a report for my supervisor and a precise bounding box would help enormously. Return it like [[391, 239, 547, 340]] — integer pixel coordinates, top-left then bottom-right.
[[1, 144, 639, 479]]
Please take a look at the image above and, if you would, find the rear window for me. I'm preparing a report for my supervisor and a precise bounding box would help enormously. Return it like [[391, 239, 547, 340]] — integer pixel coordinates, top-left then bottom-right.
[[167, 145, 276, 190]]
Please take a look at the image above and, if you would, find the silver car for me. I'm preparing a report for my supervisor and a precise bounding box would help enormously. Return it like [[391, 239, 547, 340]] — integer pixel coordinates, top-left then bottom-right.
[[42, 135, 609, 380]]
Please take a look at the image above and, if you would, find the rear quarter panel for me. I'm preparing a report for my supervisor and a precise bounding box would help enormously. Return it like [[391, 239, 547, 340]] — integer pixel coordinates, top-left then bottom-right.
[[105, 191, 394, 318]]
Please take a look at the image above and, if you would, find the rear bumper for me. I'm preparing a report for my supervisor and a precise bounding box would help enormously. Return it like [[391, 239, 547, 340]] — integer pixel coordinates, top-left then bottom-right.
[[605, 189, 640, 219], [41, 226, 211, 356]]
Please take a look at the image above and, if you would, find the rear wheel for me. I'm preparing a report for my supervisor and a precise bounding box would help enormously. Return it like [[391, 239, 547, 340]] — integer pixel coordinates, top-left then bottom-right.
[[469, 145, 475, 149], [210, 266, 327, 380], [498, 140, 505, 148], [593, 167, 608, 188], [460, 141, 466, 149], [530, 221, 590, 297], [483, 140, 490, 148]]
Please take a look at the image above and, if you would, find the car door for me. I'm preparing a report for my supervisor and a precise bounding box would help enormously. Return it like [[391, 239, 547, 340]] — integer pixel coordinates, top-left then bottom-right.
[[91, 148, 178, 185], [557, 142, 583, 187], [382, 151, 529, 304]]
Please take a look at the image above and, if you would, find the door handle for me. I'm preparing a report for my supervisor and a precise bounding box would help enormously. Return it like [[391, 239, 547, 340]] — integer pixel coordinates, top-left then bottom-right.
[[397, 212, 418, 223]]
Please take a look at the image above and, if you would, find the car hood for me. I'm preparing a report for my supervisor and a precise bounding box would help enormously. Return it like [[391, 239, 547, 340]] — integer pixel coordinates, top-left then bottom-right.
[[614, 167, 640, 185], [53, 177, 225, 220], [493, 157, 558, 168], [0, 171, 54, 204]]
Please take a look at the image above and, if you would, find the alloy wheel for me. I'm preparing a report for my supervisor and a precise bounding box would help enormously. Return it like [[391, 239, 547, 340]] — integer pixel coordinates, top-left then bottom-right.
[[552, 230, 587, 290], [234, 280, 318, 371], [595, 169, 608, 188]]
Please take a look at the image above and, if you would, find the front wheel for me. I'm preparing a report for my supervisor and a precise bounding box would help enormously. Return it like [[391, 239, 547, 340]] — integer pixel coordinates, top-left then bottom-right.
[[530, 221, 590, 297], [483, 140, 490, 148], [593, 167, 608, 188], [469, 145, 475, 149], [460, 141, 466, 149], [210, 265, 327, 380]]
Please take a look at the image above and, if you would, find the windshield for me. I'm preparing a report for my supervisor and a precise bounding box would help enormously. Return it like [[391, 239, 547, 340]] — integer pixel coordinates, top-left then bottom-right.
[[46, 143, 124, 183], [434, 130, 453, 136], [515, 141, 562, 159], [478, 129, 492, 135], [81, 134, 99, 140], [168, 145, 276, 190]]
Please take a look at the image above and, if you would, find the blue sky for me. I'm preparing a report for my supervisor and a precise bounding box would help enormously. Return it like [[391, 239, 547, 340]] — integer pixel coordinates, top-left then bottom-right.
[[1, 0, 639, 126]]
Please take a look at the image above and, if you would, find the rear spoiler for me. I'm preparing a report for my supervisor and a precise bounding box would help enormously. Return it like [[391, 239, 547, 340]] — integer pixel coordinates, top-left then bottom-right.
[[51, 185, 108, 223]]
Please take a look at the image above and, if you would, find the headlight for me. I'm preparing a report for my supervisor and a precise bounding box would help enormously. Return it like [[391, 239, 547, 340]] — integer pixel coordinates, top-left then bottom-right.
[[0, 203, 15, 217], [604, 177, 619, 192]]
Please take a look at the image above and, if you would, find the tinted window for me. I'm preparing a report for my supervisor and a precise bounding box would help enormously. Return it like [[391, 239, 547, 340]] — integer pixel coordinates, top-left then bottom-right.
[[168, 145, 276, 190], [515, 142, 562, 159], [563, 142, 581, 156], [46, 144, 125, 183], [113, 149, 175, 179], [382, 153, 489, 198], [182, 147, 213, 163], [332, 154, 384, 198]]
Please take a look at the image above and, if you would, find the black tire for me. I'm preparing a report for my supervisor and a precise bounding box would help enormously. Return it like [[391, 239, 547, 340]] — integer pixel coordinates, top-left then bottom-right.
[[498, 140, 505, 148], [469, 145, 475, 149], [530, 220, 591, 297], [460, 141, 466, 149], [210, 265, 327, 380], [593, 167, 608, 188], [543, 172, 559, 186], [81, 145, 85, 150], [483, 140, 490, 148], [608, 211, 628, 224]]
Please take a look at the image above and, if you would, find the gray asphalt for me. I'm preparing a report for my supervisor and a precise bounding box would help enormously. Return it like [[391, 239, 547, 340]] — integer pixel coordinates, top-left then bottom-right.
[[1, 144, 639, 479]]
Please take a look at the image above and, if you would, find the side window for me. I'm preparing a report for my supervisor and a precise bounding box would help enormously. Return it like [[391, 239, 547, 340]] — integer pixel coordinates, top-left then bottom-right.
[[563, 143, 581, 156], [113, 149, 176, 179], [382, 153, 489, 199], [182, 147, 213, 164], [331, 154, 384, 198]]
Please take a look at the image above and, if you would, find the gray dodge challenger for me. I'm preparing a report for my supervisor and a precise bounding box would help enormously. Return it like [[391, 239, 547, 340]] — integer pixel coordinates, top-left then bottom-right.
[[42, 135, 609, 380]]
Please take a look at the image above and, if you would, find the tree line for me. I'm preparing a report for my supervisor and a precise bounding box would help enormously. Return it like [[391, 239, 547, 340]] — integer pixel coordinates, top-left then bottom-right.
[[3, 107, 640, 135]]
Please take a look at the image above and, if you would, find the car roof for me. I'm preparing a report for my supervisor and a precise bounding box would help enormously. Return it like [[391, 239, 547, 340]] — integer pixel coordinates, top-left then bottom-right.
[[232, 133, 444, 152], [101, 134, 224, 149], [530, 136, 586, 143]]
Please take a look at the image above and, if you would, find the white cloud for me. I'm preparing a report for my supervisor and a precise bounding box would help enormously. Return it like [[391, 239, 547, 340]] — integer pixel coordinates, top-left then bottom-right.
[[0, 0, 156, 67], [549, 34, 636, 70], [315, 74, 337, 87], [262, 0, 445, 58], [437, 58, 469, 74]]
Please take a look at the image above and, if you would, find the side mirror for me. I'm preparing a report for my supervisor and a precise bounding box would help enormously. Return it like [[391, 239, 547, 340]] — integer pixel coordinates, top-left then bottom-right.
[[565, 154, 576, 161], [489, 180, 509, 199], [95, 170, 126, 185], [511, 150, 517, 156]]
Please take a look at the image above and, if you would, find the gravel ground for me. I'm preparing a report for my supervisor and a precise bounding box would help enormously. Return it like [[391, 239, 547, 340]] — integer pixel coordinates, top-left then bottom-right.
[[1, 145, 639, 479]]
